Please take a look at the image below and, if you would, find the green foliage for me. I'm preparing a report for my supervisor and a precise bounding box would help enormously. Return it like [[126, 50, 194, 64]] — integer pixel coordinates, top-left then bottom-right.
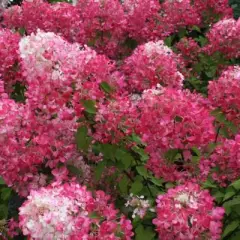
[[100, 81, 114, 94], [0, 177, 12, 220], [229, 0, 240, 18], [75, 126, 91, 152], [206, 178, 240, 240], [82, 100, 97, 114]]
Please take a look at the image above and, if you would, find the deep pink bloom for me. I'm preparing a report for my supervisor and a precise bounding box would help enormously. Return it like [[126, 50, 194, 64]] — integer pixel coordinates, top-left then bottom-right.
[[153, 182, 225, 240]]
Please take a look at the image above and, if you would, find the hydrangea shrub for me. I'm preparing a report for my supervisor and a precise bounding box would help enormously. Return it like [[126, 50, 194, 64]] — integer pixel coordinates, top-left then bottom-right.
[[0, 0, 239, 239]]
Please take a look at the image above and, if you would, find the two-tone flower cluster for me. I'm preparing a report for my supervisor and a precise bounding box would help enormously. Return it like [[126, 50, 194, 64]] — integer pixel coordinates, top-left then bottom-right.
[[153, 182, 225, 240], [19, 182, 133, 239]]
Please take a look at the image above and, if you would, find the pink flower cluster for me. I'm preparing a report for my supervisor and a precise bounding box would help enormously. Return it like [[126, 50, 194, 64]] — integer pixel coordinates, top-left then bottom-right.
[[3, 0, 126, 57], [203, 135, 240, 186], [208, 66, 240, 125], [205, 18, 240, 59], [123, 41, 184, 92], [135, 87, 215, 181], [94, 96, 136, 143], [19, 182, 133, 239], [0, 28, 22, 91], [0, 96, 80, 196], [153, 182, 225, 240], [3, 0, 233, 57], [176, 37, 201, 66], [20, 29, 118, 115]]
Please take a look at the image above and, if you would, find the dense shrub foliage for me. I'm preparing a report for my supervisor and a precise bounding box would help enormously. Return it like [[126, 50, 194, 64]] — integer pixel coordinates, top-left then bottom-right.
[[0, 0, 239, 239]]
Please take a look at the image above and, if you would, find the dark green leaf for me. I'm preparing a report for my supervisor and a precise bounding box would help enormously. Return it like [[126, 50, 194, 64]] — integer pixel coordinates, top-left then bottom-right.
[[164, 149, 179, 162], [82, 100, 96, 114], [224, 187, 236, 201], [101, 144, 118, 160], [132, 146, 149, 162], [136, 166, 149, 178], [76, 126, 91, 151], [164, 36, 173, 47], [116, 149, 133, 170], [174, 116, 183, 122], [18, 27, 26, 36], [192, 25, 201, 32], [203, 179, 217, 189], [135, 225, 156, 240], [0, 177, 5, 185], [150, 178, 164, 187], [67, 165, 82, 177], [118, 175, 129, 194], [100, 81, 113, 94], [231, 179, 240, 190], [130, 179, 143, 194], [0, 204, 8, 218], [1, 188, 12, 201], [222, 221, 239, 238], [223, 197, 240, 208], [94, 161, 106, 181]]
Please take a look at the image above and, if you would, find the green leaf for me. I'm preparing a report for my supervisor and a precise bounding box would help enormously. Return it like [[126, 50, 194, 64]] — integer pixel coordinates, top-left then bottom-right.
[[191, 147, 201, 156], [164, 36, 173, 47], [101, 144, 118, 160], [165, 182, 174, 189], [229, 231, 240, 240], [212, 190, 224, 203], [67, 165, 82, 177], [207, 143, 218, 155], [0, 177, 5, 185], [18, 27, 26, 36], [100, 81, 113, 94], [118, 175, 129, 194], [130, 179, 143, 194], [174, 115, 183, 122], [0, 204, 8, 218], [224, 187, 236, 201], [89, 211, 100, 219], [94, 161, 106, 181], [1, 188, 12, 201], [164, 149, 179, 162], [136, 166, 149, 178], [211, 109, 226, 123], [131, 134, 144, 145], [205, 66, 217, 78], [135, 225, 156, 240], [150, 177, 164, 187], [225, 121, 238, 134], [195, 36, 208, 47], [82, 100, 96, 114], [178, 28, 187, 38], [219, 126, 230, 138], [132, 146, 149, 162], [116, 149, 133, 170], [203, 179, 217, 189], [76, 126, 91, 151], [223, 197, 240, 208], [231, 179, 240, 190], [192, 25, 201, 32], [222, 221, 239, 238]]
